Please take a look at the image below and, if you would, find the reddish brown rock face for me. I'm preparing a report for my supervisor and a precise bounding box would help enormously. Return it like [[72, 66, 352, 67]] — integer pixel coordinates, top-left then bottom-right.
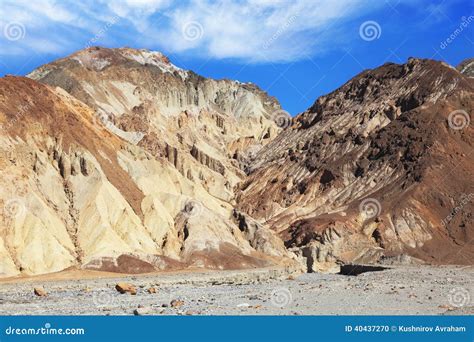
[[237, 58, 474, 270]]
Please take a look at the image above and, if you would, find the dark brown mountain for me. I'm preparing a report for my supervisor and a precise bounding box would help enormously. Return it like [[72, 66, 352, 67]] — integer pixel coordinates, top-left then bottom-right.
[[237, 58, 474, 271]]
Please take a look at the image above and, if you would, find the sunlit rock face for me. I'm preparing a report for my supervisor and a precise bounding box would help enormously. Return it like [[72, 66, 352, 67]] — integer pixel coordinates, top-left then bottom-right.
[[0, 47, 296, 277], [237, 58, 474, 271]]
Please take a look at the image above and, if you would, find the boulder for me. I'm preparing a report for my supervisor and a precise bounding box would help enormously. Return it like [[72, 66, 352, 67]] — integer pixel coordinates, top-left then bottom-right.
[[170, 299, 184, 308], [115, 283, 137, 295], [34, 287, 47, 297], [134, 306, 152, 315]]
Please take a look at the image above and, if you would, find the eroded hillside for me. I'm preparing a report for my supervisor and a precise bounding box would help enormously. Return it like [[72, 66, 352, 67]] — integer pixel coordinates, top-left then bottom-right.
[[0, 48, 296, 277], [238, 58, 474, 271]]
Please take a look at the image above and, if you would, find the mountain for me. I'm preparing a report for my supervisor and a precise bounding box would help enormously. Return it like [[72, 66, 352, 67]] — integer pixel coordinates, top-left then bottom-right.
[[0, 47, 295, 277], [0, 48, 472, 278], [237, 58, 474, 272], [28, 47, 289, 176]]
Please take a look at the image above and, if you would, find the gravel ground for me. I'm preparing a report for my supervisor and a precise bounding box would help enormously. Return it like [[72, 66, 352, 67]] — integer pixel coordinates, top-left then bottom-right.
[[0, 265, 473, 315]]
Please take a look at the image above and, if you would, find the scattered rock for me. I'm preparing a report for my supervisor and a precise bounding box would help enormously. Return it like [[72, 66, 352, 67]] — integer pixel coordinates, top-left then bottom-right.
[[134, 306, 152, 315], [34, 287, 47, 297], [147, 287, 156, 294], [438, 304, 455, 311], [115, 283, 137, 295], [170, 299, 184, 308]]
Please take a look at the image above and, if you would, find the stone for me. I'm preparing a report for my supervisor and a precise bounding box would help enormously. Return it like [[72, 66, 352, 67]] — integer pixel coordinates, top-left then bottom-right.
[[170, 299, 184, 308], [134, 306, 152, 315], [115, 283, 137, 295], [34, 287, 47, 297], [438, 304, 455, 311]]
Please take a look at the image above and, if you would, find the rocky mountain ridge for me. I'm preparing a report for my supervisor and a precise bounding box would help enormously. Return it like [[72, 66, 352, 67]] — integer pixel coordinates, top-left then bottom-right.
[[0, 47, 294, 277], [238, 57, 473, 271], [0, 48, 472, 277]]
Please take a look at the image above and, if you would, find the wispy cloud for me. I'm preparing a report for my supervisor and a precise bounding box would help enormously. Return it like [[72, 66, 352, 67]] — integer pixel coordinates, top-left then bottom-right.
[[157, 0, 371, 62], [0, 0, 427, 63]]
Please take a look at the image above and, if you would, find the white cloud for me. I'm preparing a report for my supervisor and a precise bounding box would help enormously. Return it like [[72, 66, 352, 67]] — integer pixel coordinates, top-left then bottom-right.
[[159, 0, 367, 62], [0, 0, 425, 63]]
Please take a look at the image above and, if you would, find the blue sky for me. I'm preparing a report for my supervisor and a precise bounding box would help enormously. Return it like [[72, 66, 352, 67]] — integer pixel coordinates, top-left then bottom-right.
[[0, 0, 473, 115]]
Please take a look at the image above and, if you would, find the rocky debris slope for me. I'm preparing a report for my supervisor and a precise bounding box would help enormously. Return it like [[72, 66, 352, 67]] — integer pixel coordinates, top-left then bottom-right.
[[238, 58, 474, 271], [0, 49, 297, 277]]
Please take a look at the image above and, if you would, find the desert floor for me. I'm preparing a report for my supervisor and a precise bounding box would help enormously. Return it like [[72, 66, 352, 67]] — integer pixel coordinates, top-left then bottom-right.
[[0, 265, 473, 315]]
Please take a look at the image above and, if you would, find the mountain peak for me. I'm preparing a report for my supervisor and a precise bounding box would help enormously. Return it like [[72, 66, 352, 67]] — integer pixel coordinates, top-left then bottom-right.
[[237, 56, 474, 270], [296, 57, 469, 131], [28, 46, 188, 79], [72, 46, 172, 65], [1, 47, 291, 277]]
